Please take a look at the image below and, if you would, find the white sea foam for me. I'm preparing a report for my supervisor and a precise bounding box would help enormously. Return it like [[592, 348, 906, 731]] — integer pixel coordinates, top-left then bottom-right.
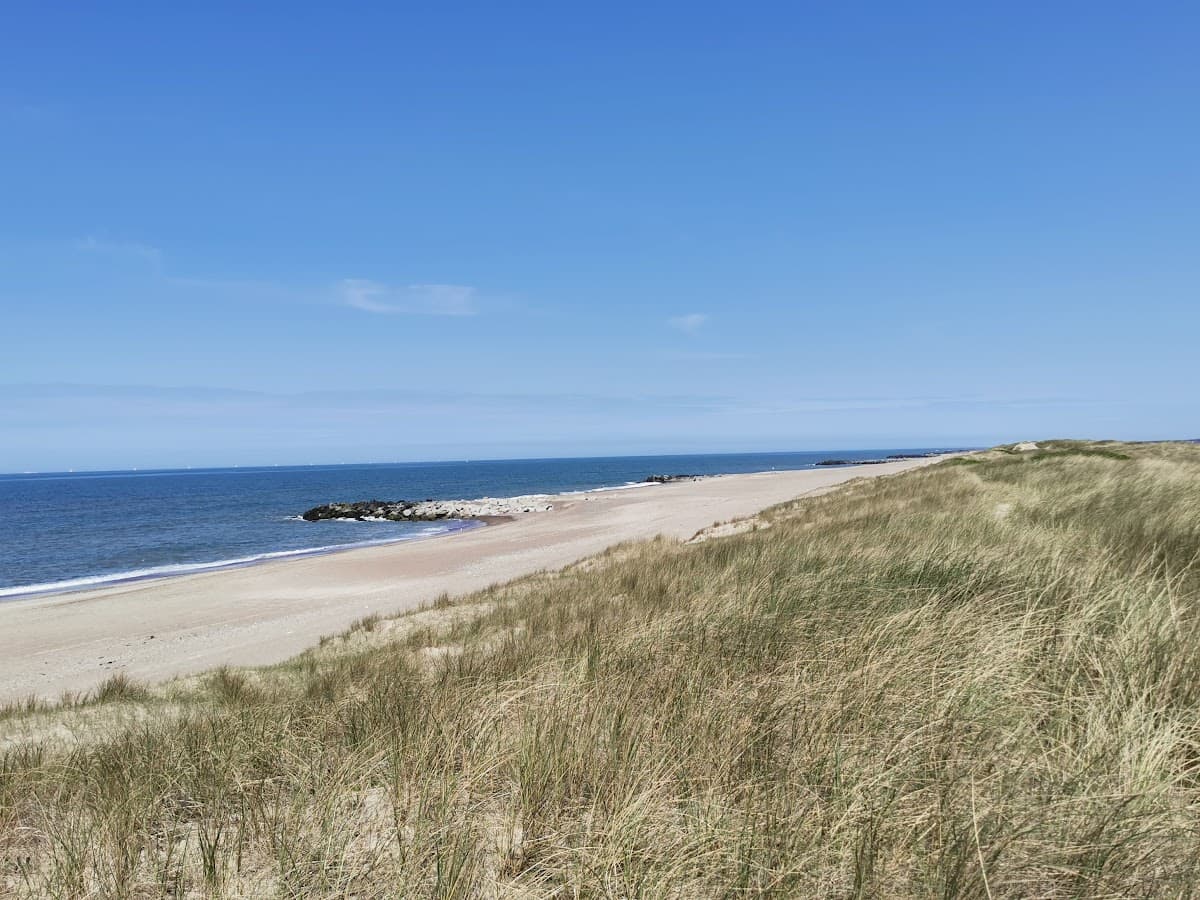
[[0, 521, 483, 601], [564, 478, 713, 495], [562, 481, 656, 495]]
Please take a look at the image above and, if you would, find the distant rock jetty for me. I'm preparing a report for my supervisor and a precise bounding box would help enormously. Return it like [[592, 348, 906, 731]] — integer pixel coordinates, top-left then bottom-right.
[[301, 495, 554, 523], [301, 460, 944, 522], [816, 452, 942, 467], [301, 473, 714, 523]]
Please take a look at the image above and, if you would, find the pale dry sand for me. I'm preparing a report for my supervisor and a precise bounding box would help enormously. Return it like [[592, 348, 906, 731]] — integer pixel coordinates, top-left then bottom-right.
[[0, 458, 943, 703]]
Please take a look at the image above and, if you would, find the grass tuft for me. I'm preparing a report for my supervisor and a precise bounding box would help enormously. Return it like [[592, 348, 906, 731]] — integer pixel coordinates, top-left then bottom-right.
[[89, 671, 150, 705], [1030, 447, 1133, 461]]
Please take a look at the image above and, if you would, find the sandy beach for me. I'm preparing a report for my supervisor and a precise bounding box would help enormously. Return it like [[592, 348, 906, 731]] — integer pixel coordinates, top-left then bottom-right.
[[0, 458, 942, 703]]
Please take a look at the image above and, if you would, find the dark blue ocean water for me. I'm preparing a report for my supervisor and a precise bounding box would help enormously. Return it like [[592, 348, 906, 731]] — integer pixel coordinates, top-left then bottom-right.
[[0, 449, 950, 598]]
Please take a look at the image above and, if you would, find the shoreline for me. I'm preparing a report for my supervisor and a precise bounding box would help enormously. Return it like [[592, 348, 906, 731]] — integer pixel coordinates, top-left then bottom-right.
[[0, 519, 489, 603], [0, 457, 949, 703], [0, 479, 683, 603], [0, 471, 780, 603]]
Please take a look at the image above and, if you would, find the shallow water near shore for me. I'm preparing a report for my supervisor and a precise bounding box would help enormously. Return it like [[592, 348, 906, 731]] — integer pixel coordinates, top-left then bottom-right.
[[0, 449, 951, 598]]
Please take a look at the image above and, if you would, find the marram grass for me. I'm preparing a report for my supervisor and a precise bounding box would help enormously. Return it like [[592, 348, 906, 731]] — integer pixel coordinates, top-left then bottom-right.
[[3, 441, 1200, 897]]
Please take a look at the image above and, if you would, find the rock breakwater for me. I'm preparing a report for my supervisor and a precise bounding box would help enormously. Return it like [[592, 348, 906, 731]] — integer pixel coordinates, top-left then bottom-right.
[[301, 495, 554, 523], [815, 458, 888, 467], [816, 452, 942, 467]]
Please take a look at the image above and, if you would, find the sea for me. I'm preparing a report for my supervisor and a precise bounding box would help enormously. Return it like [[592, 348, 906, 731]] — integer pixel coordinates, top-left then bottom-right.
[[0, 449, 953, 599]]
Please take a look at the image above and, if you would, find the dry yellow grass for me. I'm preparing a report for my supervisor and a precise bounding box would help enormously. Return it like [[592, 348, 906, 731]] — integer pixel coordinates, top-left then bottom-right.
[[2, 440, 1200, 897]]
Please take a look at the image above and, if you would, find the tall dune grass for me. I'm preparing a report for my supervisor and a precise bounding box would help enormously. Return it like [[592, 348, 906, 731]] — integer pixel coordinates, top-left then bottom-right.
[[2, 441, 1200, 897]]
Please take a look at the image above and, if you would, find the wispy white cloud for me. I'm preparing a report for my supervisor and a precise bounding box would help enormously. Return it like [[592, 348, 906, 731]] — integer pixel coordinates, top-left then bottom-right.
[[70, 239, 483, 317], [659, 350, 749, 362], [76, 235, 163, 266], [75, 237, 299, 302], [719, 395, 1113, 416], [339, 279, 478, 316], [2, 101, 66, 126], [668, 312, 708, 335], [0, 382, 731, 422]]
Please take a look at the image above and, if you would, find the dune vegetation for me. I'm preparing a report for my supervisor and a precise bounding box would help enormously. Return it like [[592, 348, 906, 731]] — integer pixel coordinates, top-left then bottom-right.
[[3, 440, 1200, 897]]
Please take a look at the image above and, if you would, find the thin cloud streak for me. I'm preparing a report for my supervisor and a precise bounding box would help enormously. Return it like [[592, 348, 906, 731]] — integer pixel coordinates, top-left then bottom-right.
[[668, 313, 709, 335], [70, 237, 484, 317], [0, 383, 730, 419], [659, 350, 750, 362], [0, 384, 1104, 419], [340, 279, 478, 316], [76, 236, 163, 266]]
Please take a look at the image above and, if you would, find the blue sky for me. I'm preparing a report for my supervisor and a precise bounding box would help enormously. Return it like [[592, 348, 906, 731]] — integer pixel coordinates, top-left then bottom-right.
[[2, 2, 1197, 471]]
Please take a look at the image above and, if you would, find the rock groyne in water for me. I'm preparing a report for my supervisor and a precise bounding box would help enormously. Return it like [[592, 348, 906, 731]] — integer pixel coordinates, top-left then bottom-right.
[[301, 473, 716, 522], [301, 495, 554, 523], [816, 452, 943, 467]]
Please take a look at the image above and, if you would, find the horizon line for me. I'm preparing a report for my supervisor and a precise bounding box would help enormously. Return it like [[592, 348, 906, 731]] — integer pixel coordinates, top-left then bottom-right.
[[0, 443, 980, 479]]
